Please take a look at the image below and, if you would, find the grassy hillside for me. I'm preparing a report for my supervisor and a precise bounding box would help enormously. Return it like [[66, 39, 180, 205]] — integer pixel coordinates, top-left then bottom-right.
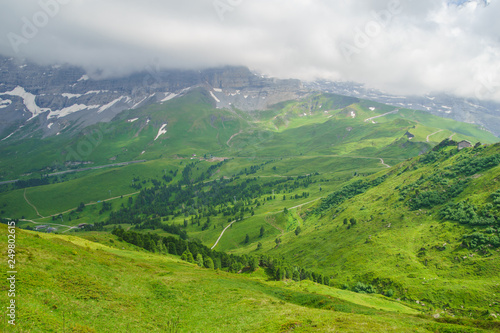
[[3, 224, 499, 332], [0, 90, 496, 181], [227, 142, 500, 318]]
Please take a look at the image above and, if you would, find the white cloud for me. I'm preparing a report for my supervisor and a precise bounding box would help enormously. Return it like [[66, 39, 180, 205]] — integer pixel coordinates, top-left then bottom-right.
[[0, 0, 499, 101]]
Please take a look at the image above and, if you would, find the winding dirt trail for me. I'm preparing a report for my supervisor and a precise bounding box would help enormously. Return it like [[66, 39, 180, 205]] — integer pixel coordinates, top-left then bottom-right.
[[24, 189, 44, 218], [46, 191, 141, 218], [226, 130, 243, 147], [426, 129, 444, 142], [364, 109, 399, 122], [211, 197, 324, 248], [379, 158, 391, 168], [211, 220, 236, 249]]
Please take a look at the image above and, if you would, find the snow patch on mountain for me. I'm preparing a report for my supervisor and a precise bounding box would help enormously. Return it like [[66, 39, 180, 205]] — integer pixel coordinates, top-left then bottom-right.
[[77, 75, 89, 82], [154, 124, 167, 141], [210, 91, 220, 103], [161, 93, 178, 102], [128, 118, 139, 123], [49, 104, 99, 119], [0, 86, 49, 119], [98, 96, 129, 113], [1, 131, 16, 141], [85, 90, 109, 95], [0, 98, 12, 109], [62, 93, 82, 99], [132, 96, 148, 109]]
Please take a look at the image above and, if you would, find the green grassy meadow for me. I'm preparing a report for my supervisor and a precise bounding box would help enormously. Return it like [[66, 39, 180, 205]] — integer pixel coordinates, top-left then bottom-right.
[[1, 90, 500, 331], [2, 224, 498, 332]]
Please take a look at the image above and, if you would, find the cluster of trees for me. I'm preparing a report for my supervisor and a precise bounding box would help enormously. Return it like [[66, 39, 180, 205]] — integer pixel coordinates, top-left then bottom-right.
[[343, 218, 357, 229], [112, 226, 249, 272], [407, 179, 469, 211], [235, 160, 279, 177], [398, 144, 499, 211], [134, 217, 189, 239], [438, 191, 500, 251], [399, 167, 471, 211], [261, 255, 330, 285], [417, 139, 459, 165], [194, 160, 228, 184], [463, 230, 500, 249], [440, 190, 500, 227], [86, 163, 315, 235], [99, 201, 112, 215], [236, 163, 267, 176], [350, 282, 377, 294], [431, 139, 458, 152], [316, 176, 387, 213], [13, 177, 51, 189], [420, 147, 457, 165], [342, 282, 394, 296], [448, 153, 500, 178], [112, 227, 331, 285], [75, 202, 86, 213]]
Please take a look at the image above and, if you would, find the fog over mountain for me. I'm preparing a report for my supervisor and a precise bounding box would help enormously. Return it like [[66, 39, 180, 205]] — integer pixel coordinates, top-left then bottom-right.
[[1, 0, 500, 103]]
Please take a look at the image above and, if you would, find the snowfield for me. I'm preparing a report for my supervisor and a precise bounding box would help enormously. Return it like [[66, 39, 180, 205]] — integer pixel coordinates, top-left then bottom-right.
[[161, 93, 178, 102], [0, 86, 49, 119], [155, 124, 168, 141], [49, 104, 99, 119]]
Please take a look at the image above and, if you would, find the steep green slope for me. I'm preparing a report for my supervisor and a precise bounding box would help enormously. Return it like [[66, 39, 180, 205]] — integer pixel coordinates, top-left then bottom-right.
[[232, 142, 500, 318], [227, 95, 497, 161], [2, 224, 497, 332]]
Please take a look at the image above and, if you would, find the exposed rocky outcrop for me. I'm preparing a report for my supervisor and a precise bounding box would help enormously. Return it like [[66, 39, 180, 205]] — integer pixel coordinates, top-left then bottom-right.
[[0, 57, 307, 140], [1, 55, 497, 141]]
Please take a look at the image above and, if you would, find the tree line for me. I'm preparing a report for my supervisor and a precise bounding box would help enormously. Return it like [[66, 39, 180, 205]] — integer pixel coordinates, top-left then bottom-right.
[[111, 226, 331, 285]]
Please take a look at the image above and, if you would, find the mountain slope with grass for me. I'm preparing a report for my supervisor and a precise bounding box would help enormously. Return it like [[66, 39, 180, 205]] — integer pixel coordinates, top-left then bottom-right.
[[0, 89, 496, 181], [228, 141, 500, 319], [3, 224, 499, 332]]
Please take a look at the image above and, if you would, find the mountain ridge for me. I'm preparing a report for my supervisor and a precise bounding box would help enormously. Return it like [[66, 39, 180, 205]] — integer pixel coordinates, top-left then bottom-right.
[[2, 55, 499, 143], [0, 56, 306, 141]]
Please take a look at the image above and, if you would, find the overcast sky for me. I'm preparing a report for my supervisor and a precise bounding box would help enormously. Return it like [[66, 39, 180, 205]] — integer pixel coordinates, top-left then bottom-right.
[[1, 0, 499, 101]]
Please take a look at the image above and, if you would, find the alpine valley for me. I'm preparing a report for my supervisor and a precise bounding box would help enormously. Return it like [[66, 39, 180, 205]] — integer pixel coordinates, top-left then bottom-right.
[[1, 57, 500, 332]]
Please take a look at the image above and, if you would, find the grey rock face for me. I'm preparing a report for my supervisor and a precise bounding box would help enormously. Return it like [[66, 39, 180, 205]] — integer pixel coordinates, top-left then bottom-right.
[[1, 55, 498, 141], [0, 57, 306, 141]]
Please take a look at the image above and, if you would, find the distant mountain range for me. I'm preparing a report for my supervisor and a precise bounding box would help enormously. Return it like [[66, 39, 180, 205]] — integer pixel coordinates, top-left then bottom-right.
[[0, 55, 498, 141], [306, 81, 500, 137]]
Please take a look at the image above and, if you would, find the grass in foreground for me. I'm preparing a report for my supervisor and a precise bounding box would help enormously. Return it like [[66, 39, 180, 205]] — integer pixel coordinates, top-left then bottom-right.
[[3, 224, 497, 332]]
